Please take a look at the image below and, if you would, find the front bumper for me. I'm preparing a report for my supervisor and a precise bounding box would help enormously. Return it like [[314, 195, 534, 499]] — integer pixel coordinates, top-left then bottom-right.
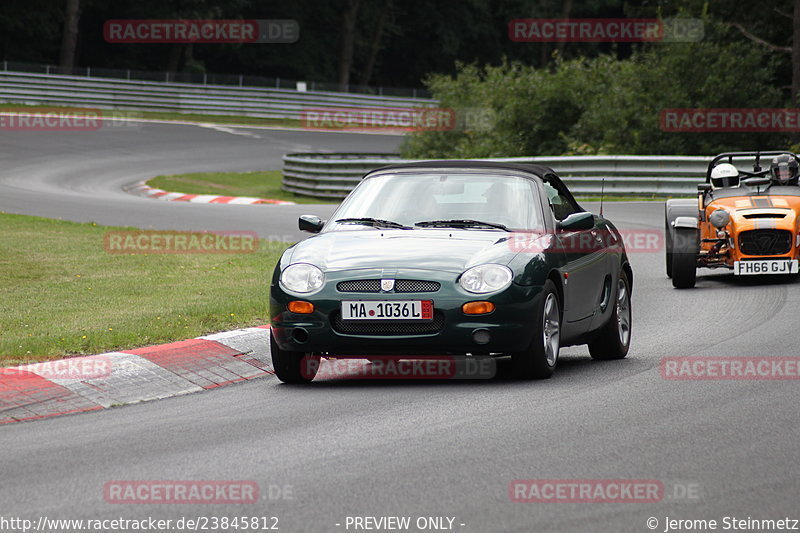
[[270, 268, 542, 355]]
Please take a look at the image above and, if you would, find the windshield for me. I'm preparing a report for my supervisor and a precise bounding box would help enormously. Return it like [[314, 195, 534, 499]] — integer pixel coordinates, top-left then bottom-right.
[[327, 172, 543, 231]]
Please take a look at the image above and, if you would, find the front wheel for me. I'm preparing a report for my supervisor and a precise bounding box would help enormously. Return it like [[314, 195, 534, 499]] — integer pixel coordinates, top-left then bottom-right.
[[511, 279, 560, 379], [665, 221, 674, 278], [588, 270, 632, 360], [671, 227, 698, 289], [270, 331, 320, 383]]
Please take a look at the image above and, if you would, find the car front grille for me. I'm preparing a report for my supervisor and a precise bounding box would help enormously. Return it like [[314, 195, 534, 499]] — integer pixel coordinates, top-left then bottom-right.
[[337, 279, 381, 293], [396, 280, 441, 292], [336, 279, 441, 293], [739, 230, 792, 256], [331, 311, 445, 336]]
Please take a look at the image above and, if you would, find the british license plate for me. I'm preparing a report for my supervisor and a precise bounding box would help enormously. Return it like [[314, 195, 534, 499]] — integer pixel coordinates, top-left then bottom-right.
[[341, 300, 433, 320], [734, 259, 799, 275]]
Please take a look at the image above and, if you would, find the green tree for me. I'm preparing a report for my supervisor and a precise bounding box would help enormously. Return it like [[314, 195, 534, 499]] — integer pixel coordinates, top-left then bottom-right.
[[402, 23, 787, 157]]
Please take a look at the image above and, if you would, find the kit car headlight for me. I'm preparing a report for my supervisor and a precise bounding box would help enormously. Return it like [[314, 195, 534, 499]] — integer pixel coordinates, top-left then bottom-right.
[[709, 209, 731, 229], [458, 264, 513, 294], [280, 263, 325, 294]]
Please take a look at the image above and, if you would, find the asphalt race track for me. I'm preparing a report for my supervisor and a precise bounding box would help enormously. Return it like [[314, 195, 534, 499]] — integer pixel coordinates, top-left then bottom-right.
[[1, 121, 799, 533], [0, 121, 397, 239]]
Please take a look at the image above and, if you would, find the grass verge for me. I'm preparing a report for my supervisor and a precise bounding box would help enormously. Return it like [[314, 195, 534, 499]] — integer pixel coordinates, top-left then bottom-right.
[[147, 170, 340, 205], [0, 213, 287, 366]]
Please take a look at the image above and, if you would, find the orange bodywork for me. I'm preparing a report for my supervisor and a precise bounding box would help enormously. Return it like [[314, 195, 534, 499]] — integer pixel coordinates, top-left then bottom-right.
[[699, 193, 800, 267]]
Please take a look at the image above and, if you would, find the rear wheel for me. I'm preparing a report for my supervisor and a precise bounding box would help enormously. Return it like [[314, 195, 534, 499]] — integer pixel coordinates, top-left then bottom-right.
[[671, 227, 698, 289], [511, 280, 560, 379], [270, 331, 320, 383], [588, 270, 632, 360]]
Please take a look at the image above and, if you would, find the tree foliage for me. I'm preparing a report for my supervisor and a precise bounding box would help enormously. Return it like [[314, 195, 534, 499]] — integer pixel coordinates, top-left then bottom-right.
[[0, 0, 704, 87], [402, 21, 791, 157], [2, 0, 800, 155]]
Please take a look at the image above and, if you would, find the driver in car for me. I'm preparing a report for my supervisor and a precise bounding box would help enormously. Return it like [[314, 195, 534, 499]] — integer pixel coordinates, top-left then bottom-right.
[[770, 154, 800, 185]]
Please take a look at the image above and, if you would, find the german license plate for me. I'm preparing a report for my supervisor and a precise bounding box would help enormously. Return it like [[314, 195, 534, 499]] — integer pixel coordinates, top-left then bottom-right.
[[734, 259, 798, 275], [341, 300, 433, 320]]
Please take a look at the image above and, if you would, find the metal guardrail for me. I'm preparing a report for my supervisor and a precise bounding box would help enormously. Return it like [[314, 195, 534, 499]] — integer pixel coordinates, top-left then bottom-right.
[[0, 70, 437, 121], [0, 60, 432, 98], [282, 153, 712, 199]]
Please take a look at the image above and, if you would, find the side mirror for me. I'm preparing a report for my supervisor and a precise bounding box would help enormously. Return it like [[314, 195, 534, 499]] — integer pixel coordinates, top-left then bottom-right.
[[298, 215, 324, 233], [557, 212, 594, 231], [697, 184, 712, 193], [743, 177, 771, 187]]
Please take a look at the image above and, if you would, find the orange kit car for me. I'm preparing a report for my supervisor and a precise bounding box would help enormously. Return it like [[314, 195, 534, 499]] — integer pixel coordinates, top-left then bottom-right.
[[665, 151, 800, 288]]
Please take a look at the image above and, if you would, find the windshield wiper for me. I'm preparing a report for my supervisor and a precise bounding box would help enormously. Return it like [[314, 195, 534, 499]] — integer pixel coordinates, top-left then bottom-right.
[[335, 217, 411, 229], [414, 219, 511, 231]]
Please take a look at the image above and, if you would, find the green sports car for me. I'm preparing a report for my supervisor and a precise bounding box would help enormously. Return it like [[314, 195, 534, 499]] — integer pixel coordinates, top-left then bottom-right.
[[269, 161, 633, 383]]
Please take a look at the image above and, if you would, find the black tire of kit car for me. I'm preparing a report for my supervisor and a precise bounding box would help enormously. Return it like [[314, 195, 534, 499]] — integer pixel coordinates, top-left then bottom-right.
[[671, 227, 699, 289], [665, 220, 674, 278]]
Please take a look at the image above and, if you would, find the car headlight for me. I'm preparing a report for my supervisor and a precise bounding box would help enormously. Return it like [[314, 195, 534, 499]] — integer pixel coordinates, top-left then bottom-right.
[[709, 209, 730, 229], [280, 263, 325, 294], [458, 264, 513, 294]]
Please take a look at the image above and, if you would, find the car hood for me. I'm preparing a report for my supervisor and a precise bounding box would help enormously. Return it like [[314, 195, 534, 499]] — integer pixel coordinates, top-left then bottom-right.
[[287, 229, 518, 273]]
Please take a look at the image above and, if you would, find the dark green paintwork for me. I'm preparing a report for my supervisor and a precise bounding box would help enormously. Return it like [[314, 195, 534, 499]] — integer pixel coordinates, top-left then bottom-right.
[[269, 225, 625, 355]]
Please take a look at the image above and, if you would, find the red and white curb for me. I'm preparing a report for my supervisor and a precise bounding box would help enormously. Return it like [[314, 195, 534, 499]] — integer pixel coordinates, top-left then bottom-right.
[[0, 326, 273, 425], [124, 181, 295, 205]]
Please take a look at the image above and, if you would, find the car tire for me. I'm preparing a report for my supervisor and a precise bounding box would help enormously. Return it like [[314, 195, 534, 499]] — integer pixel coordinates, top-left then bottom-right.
[[665, 219, 673, 278], [270, 331, 320, 383], [671, 227, 698, 289], [588, 269, 632, 360], [511, 279, 560, 379]]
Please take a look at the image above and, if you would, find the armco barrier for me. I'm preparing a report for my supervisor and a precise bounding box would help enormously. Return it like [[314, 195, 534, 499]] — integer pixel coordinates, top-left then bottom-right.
[[281, 153, 712, 199], [0, 70, 436, 120]]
